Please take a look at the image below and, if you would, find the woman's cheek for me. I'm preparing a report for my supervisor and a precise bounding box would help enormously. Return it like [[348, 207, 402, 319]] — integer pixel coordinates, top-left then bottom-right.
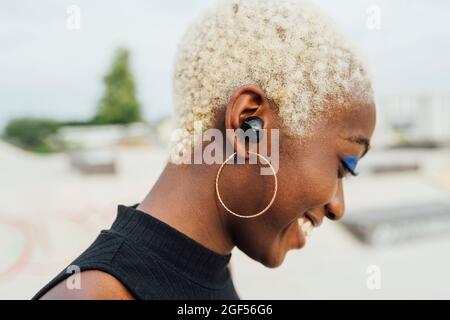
[[302, 169, 338, 208]]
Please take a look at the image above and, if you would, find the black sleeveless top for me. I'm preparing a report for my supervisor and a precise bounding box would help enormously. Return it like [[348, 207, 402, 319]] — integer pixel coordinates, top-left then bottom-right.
[[32, 204, 239, 300]]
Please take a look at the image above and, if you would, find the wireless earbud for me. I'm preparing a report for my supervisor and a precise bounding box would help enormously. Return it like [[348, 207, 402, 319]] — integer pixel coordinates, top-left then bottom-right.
[[241, 116, 264, 143]]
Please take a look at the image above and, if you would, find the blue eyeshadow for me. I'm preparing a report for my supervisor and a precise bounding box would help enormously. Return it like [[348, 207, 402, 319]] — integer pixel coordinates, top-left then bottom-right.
[[342, 156, 359, 174]]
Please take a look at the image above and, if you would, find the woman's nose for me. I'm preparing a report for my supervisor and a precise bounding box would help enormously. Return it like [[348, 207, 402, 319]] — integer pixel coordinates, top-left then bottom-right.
[[325, 179, 345, 221]]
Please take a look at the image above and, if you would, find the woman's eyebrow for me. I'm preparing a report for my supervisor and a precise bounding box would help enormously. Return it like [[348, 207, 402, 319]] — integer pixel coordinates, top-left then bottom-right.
[[345, 135, 371, 158]]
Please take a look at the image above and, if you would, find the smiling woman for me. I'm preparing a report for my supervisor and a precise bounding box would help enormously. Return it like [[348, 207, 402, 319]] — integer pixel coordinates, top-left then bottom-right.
[[34, 0, 376, 300]]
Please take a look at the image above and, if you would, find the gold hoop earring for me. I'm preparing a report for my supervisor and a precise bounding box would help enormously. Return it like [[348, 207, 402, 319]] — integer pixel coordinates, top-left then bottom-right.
[[215, 151, 278, 219]]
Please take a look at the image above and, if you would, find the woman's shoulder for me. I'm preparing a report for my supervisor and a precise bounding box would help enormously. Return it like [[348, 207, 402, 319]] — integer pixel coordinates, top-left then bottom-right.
[[39, 270, 135, 300], [32, 230, 138, 300]]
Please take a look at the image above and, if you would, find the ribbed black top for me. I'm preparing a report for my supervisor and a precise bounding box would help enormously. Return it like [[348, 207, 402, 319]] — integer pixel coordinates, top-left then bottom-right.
[[32, 204, 239, 300]]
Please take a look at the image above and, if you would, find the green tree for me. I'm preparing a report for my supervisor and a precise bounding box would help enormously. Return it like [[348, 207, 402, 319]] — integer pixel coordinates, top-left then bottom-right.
[[93, 48, 142, 124], [3, 117, 60, 153]]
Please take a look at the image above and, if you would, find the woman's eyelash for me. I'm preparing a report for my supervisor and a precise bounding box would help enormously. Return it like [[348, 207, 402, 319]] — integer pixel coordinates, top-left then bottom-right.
[[341, 161, 358, 177], [339, 156, 360, 178]]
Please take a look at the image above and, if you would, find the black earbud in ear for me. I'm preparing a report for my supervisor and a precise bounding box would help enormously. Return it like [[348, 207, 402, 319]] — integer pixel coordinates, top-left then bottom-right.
[[241, 116, 264, 143]]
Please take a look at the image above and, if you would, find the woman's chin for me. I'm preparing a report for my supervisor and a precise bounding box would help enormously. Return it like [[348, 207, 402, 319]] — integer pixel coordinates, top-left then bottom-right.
[[258, 222, 307, 268], [255, 245, 287, 268]]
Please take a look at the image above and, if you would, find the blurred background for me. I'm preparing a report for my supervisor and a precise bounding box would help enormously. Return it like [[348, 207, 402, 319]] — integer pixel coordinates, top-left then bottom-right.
[[1, 0, 450, 299]]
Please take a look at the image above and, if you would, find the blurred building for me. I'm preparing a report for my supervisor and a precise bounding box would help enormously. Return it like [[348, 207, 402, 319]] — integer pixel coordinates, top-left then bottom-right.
[[379, 95, 450, 145]]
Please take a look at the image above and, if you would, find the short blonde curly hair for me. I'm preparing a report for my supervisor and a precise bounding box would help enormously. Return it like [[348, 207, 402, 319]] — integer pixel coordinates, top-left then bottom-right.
[[171, 0, 373, 160]]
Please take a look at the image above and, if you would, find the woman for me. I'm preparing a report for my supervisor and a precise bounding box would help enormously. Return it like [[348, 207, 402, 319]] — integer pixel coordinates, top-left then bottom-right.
[[34, 0, 376, 299]]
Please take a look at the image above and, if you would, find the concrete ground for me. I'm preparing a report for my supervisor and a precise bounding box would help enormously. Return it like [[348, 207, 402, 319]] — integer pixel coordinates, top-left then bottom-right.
[[1, 141, 449, 299]]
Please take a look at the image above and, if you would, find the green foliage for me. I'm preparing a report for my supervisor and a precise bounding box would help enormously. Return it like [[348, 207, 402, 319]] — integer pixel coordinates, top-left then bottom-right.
[[3, 118, 61, 153], [93, 48, 142, 124], [2, 48, 143, 154]]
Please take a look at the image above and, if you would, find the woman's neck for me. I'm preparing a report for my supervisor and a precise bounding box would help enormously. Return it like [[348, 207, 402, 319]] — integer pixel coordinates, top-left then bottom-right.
[[137, 163, 234, 255]]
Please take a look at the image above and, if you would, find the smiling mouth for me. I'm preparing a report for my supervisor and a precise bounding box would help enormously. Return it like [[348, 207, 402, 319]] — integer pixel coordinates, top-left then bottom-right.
[[298, 216, 314, 238]]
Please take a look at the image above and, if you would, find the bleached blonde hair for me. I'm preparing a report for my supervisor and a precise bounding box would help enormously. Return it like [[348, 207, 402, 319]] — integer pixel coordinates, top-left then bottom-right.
[[171, 0, 373, 161]]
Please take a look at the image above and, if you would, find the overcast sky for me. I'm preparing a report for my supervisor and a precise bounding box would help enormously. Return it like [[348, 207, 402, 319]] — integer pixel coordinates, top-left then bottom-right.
[[1, 0, 449, 129]]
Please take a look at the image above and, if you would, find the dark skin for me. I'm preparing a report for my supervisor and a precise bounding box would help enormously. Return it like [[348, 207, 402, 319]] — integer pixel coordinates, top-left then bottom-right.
[[40, 85, 376, 299]]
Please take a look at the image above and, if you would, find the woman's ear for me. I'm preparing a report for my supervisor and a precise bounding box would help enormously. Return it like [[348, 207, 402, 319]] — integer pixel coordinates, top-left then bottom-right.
[[225, 85, 273, 158]]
